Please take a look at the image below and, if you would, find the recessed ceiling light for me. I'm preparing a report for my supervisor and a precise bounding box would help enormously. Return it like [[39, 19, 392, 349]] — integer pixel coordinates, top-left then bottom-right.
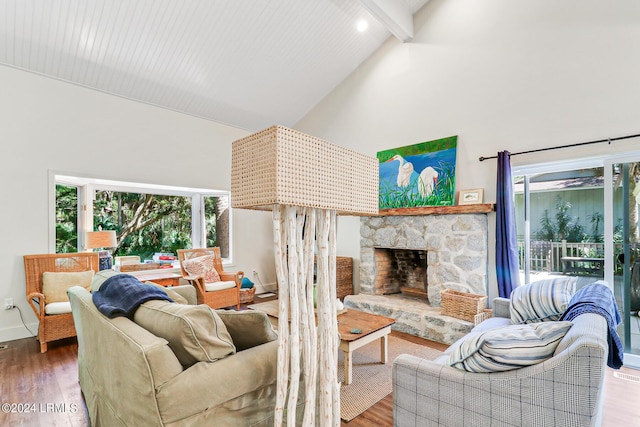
[[356, 19, 369, 32]]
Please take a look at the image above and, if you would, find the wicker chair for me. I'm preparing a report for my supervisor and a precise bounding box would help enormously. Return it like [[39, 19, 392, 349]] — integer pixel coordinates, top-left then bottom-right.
[[24, 252, 99, 353], [177, 247, 243, 310]]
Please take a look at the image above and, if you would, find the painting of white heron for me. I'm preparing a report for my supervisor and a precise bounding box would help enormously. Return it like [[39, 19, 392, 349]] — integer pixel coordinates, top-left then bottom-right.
[[377, 136, 457, 209]]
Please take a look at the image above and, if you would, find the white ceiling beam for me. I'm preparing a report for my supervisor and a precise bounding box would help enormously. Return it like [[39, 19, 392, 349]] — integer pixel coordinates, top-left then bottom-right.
[[360, 0, 417, 42]]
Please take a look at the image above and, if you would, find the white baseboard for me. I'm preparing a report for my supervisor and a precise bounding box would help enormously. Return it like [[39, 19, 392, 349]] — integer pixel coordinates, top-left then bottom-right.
[[0, 322, 38, 343], [254, 282, 277, 295]]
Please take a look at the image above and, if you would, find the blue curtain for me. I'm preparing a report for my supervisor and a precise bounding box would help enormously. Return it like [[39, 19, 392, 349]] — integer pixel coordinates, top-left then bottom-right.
[[496, 151, 520, 297]]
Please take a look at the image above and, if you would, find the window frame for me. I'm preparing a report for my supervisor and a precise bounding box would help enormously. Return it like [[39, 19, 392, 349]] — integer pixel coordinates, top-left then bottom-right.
[[49, 172, 233, 265]]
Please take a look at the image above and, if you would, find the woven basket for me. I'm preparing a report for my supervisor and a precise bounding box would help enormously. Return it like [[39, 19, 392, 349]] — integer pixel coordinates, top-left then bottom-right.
[[239, 287, 256, 304], [335, 256, 353, 299], [441, 289, 488, 322], [473, 308, 493, 326]]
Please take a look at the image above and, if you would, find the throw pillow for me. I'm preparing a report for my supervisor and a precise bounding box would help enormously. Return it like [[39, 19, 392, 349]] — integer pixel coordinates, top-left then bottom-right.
[[447, 321, 573, 373], [241, 277, 254, 289], [510, 276, 577, 324], [42, 271, 95, 304], [134, 300, 235, 368], [215, 309, 277, 351], [182, 255, 221, 283], [145, 281, 189, 304]]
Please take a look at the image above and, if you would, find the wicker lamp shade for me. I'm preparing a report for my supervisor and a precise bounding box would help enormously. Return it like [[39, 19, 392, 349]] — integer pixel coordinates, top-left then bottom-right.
[[231, 125, 378, 214], [85, 231, 117, 249]]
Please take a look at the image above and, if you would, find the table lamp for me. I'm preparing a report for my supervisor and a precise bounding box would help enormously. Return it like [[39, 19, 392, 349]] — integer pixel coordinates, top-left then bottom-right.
[[86, 230, 118, 271], [231, 125, 378, 426]]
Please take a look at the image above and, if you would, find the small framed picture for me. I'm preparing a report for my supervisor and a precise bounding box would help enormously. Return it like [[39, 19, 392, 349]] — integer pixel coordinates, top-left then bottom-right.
[[458, 188, 484, 205]]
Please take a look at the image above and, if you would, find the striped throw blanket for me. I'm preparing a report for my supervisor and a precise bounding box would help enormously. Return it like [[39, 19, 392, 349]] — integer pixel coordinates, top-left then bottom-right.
[[560, 282, 623, 369], [92, 273, 173, 318]]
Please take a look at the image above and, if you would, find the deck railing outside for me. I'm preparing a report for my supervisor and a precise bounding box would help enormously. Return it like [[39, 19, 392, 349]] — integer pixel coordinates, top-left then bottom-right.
[[517, 240, 617, 273]]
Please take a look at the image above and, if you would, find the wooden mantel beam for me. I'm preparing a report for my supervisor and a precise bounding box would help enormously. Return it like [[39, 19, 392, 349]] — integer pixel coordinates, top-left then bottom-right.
[[365, 203, 495, 217]]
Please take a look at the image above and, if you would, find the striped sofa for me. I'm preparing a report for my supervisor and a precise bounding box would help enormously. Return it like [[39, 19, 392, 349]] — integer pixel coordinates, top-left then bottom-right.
[[393, 296, 608, 427]]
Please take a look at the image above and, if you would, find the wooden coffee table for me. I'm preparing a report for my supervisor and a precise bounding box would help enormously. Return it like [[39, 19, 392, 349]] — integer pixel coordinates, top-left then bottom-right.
[[134, 271, 182, 287], [337, 309, 395, 385], [247, 301, 395, 385]]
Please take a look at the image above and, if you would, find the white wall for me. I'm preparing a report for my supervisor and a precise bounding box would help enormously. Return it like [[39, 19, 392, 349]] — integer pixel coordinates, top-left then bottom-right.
[[0, 65, 276, 342], [296, 0, 640, 298]]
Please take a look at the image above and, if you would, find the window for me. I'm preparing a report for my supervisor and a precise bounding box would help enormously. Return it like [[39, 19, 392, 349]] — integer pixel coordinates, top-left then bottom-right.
[[53, 175, 232, 263]]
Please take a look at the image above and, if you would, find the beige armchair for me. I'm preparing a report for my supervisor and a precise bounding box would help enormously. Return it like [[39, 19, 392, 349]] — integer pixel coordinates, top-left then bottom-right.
[[177, 247, 243, 310], [24, 252, 99, 352]]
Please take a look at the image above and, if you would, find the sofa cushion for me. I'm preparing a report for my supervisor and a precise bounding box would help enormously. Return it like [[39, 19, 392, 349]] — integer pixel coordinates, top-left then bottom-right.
[[510, 276, 577, 324], [44, 301, 72, 315], [182, 255, 221, 283], [447, 321, 573, 372], [134, 300, 235, 368], [215, 310, 277, 351], [205, 281, 236, 292], [145, 281, 189, 304], [42, 270, 94, 303]]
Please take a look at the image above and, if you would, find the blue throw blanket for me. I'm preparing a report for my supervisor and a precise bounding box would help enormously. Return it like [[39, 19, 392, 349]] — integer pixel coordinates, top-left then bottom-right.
[[559, 282, 623, 369], [93, 274, 173, 318]]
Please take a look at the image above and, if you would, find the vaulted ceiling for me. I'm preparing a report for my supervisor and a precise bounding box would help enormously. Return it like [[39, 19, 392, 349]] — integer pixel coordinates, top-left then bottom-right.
[[0, 0, 430, 130]]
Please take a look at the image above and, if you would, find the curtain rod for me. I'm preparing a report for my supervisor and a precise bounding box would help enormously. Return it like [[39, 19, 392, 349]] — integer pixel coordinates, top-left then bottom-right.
[[478, 133, 640, 162]]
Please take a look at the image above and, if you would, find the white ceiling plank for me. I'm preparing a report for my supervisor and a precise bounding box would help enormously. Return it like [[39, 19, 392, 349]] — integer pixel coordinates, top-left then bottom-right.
[[360, 0, 417, 42], [0, 0, 429, 130]]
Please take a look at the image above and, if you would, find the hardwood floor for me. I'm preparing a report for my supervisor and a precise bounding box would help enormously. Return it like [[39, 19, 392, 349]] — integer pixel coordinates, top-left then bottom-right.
[[2, 331, 640, 426], [0, 337, 89, 426]]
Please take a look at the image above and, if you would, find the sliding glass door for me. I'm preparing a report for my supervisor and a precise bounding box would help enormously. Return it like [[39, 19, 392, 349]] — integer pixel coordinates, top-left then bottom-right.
[[605, 157, 640, 367], [514, 165, 605, 286]]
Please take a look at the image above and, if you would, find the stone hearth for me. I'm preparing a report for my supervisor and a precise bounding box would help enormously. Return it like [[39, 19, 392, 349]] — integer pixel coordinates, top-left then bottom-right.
[[344, 293, 473, 344]]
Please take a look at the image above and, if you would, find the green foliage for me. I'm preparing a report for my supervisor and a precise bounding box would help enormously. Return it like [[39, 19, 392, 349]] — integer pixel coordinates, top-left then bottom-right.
[[204, 196, 219, 248], [553, 198, 573, 240], [534, 196, 586, 243], [377, 136, 457, 163], [55, 185, 78, 253], [587, 212, 604, 243], [536, 209, 555, 241], [94, 190, 193, 260]]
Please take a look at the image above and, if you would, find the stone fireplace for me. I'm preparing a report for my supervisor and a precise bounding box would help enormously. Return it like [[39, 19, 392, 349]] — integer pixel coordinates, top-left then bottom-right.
[[344, 211, 490, 344], [360, 213, 488, 306]]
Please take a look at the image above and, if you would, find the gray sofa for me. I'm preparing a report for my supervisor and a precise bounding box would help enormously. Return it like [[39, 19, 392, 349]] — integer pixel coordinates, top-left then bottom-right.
[[68, 283, 302, 426], [393, 296, 608, 427]]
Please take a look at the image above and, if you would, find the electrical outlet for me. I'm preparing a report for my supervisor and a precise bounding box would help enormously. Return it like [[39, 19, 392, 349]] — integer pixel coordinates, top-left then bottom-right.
[[4, 298, 14, 310], [252, 269, 258, 277]]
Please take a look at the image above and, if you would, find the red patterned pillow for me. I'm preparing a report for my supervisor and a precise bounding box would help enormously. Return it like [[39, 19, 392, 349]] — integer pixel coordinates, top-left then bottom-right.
[[182, 255, 221, 283]]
